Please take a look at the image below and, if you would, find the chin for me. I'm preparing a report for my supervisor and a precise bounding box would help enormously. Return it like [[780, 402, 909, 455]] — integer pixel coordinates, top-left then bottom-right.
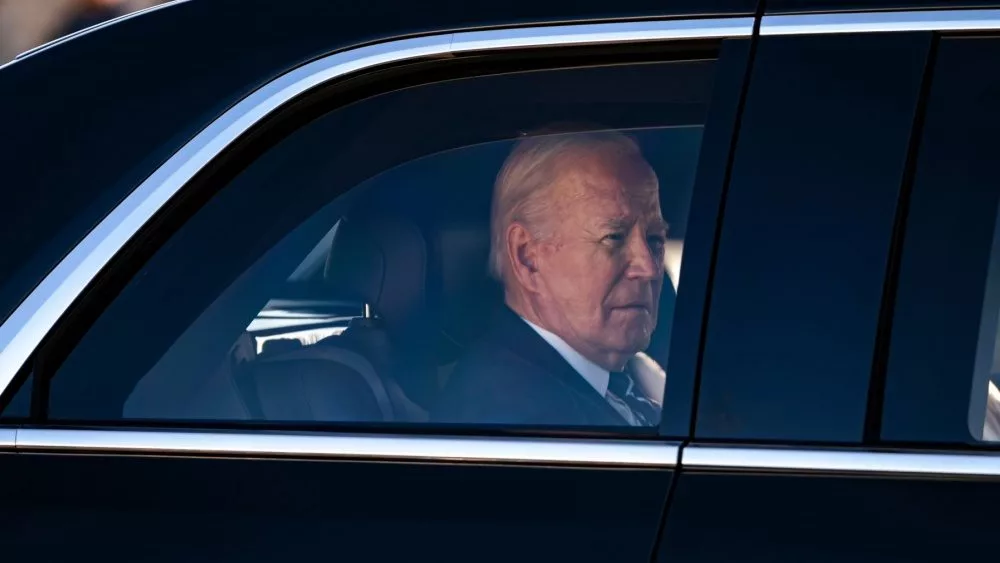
[[632, 339, 652, 354], [601, 317, 654, 350], [614, 334, 651, 355], [623, 319, 655, 341]]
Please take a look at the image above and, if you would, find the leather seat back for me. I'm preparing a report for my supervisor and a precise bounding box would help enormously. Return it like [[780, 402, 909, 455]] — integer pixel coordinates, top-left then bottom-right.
[[236, 345, 393, 422], [322, 210, 499, 411]]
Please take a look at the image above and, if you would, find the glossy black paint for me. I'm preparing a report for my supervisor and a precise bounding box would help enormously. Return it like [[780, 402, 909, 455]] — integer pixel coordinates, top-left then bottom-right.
[[0, 0, 756, 327], [660, 470, 1000, 563], [694, 33, 932, 443], [0, 452, 672, 562], [6, 1, 1000, 560], [882, 37, 1000, 445]]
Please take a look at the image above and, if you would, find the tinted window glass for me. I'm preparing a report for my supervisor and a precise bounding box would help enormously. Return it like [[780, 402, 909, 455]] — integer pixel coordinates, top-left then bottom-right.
[[974, 233, 1000, 442], [44, 59, 717, 433], [695, 33, 930, 442], [881, 37, 1000, 444]]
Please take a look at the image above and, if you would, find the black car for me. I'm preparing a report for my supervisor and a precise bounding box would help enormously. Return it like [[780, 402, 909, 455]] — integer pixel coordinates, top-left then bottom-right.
[[2, 0, 1000, 561]]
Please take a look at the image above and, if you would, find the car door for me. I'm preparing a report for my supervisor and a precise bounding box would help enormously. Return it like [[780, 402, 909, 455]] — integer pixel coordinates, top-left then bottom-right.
[[657, 8, 1000, 563], [0, 16, 752, 563]]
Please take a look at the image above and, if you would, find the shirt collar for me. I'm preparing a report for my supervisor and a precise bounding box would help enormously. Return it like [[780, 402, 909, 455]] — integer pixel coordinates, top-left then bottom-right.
[[521, 317, 610, 396]]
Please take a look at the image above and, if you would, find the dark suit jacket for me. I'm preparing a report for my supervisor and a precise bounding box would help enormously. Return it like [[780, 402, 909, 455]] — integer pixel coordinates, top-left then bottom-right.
[[432, 307, 630, 426]]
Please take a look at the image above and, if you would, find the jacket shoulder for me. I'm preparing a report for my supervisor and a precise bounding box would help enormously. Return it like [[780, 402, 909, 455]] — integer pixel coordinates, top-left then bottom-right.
[[432, 335, 578, 424]]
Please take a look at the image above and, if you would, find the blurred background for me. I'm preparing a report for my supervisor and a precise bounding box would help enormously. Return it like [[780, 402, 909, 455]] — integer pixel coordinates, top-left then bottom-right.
[[0, 0, 167, 63]]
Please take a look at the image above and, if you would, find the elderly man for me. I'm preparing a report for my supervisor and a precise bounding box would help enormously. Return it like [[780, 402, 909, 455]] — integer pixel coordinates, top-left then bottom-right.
[[435, 129, 667, 426]]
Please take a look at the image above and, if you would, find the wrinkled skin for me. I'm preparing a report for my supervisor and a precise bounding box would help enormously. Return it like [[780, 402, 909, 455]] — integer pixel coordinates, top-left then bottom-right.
[[508, 147, 665, 371]]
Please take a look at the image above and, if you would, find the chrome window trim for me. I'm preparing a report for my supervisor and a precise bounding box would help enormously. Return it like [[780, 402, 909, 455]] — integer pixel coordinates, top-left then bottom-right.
[[449, 18, 753, 52], [7, 430, 1000, 475], [683, 444, 1000, 477], [0, 428, 14, 449], [762, 9, 1000, 36], [0, 16, 753, 397], [9, 0, 193, 64], [9, 428, 679, 467]]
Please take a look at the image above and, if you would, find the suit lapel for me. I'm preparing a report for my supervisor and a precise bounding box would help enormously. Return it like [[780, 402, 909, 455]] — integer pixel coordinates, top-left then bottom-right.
[[490, 307, 627, 425]]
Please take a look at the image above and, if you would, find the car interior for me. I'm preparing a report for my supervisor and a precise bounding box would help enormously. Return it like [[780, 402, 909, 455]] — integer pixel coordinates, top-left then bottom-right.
[[122, 127, 701, 424]]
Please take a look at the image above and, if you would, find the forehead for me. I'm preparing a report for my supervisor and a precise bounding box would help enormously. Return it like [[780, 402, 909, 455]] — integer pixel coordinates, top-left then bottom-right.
[[552, 149, 661, 216]]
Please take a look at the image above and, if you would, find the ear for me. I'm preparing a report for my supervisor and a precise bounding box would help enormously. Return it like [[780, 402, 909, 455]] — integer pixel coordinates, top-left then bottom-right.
[[505, 222, 541, 292]]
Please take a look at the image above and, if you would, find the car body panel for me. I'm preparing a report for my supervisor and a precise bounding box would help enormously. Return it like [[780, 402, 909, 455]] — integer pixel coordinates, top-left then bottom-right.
[[4, 4, 1000, 562]]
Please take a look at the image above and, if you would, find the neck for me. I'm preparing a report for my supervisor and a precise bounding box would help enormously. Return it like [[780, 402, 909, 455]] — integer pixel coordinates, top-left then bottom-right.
[[505, 291, 628, 371], [505, 291, 544, 331]]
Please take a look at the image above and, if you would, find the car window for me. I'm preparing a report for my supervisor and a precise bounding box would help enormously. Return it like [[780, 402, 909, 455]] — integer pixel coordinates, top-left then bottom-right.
[[693, 33, 931, 443], [32, 58, 720, 433], [881, 37, 1000, 445]]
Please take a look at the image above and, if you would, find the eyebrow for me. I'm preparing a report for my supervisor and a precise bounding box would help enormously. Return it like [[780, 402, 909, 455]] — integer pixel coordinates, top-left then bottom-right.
[[600, 217, 632, 231], [598, 216, 669, 232]]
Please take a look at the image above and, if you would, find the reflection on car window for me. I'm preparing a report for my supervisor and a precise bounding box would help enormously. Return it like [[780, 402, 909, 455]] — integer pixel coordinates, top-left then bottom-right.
[[45, 60, 714, 430], [972, 220, 1000, 442]]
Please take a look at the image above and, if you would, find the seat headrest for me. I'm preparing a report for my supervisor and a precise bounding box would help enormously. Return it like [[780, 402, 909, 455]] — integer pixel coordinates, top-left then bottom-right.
[[324, 211, 500, 355], [324, 213, 429, 331]]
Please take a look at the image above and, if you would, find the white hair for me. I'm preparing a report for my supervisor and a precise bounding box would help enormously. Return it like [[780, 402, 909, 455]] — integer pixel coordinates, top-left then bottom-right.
[[488, 129, 647, 281]]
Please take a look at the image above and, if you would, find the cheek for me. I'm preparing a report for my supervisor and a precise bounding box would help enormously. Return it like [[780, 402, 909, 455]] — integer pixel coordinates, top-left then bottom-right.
[[553, 275, 607, 311], [544, 254, 616, 316], [545, 245, 602, 282]]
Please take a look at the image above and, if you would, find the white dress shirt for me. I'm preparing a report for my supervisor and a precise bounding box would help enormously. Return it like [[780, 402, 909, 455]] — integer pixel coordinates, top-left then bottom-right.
[[521, 317, 653, 425]]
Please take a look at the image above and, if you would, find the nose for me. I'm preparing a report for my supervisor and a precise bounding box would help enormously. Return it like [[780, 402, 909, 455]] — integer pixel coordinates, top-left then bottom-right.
[[624, 230, 660, 281]]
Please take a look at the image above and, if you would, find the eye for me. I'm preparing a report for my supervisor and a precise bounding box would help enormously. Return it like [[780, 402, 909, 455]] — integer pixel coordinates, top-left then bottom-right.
[[602, 232, 626, 246], [647, 234, 667, 252]]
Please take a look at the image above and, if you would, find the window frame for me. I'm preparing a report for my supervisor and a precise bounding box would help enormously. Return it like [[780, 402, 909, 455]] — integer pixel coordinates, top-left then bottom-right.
[[686, 10, 1000, 480], [4, 8, 1000, 471], [0, 17, 753, 454]]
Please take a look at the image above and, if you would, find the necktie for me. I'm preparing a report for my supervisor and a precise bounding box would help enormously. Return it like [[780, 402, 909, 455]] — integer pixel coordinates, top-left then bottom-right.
[[606, 368, 661, 426]]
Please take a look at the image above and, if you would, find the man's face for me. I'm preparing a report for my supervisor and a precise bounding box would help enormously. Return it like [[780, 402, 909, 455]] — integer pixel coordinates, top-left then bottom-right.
[[532, 149, 665, 371]]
